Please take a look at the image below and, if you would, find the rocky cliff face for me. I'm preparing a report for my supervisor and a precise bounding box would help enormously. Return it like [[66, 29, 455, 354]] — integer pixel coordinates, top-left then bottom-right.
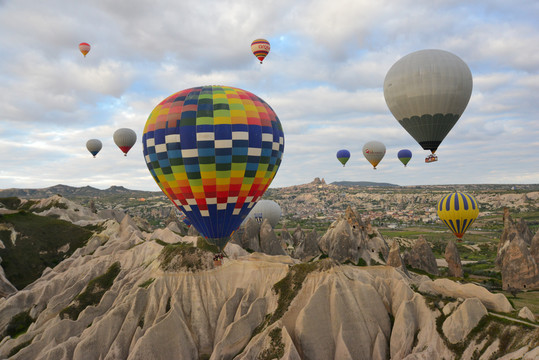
[[403, 236, 439, 276], [318, 206, 388, 265], [0, 202, 537, 359], [497, 208, 539, 290]]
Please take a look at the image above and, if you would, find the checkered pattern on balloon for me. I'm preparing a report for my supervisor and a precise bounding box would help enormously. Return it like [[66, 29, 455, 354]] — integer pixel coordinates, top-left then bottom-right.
[[143, 86, 284, 250]]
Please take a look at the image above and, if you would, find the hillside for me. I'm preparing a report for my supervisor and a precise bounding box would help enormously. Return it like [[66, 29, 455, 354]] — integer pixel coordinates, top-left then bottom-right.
[[0, 206, 537, 359]]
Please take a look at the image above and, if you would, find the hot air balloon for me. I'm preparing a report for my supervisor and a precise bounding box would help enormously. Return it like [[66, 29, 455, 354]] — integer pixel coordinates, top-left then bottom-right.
[[336, 149, 350, 166], [142, 85, 285, 250], [398, 149, 412, 167], [362, 141, 386, 169], [437, 191, 479, 242], [79, 42, 91, 57], [86, 139, 102, 158], [251, 39, 270, 64], [113, 128, 137, 156], [383, 49, 473, 163], [245, 199, 281, 227]]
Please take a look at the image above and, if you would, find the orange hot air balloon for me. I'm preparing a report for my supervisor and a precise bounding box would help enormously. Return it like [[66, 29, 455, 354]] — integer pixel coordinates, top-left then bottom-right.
[[251, 39, 270, 64], [79, 42, 91, 57]]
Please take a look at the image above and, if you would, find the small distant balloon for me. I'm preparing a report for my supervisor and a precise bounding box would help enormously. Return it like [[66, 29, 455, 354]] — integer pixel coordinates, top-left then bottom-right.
[[79, 42, 91, 57], [113, 128, 137, 156], [362, 141, 386, 169], [437, 191, 479, 242], [86, 139, 102, 158], [398, 149, 412, 167], [336, 149, 350, 166], [251, 39, 270, 64]]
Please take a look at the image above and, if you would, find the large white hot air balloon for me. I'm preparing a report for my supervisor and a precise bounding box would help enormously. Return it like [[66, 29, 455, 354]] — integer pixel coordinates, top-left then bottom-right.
[[245, 200, 282, 228], [383, 49, 473, 162]]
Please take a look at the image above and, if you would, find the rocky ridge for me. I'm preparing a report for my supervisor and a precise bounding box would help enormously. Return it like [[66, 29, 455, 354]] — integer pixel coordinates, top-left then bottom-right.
[[0, 198, 537, 359]]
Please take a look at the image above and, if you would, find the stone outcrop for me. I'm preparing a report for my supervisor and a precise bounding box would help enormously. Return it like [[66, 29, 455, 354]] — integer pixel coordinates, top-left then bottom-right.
[[318, 206, 388, 265], [497, 208, 534, 267], [403, 236, 439, 276], [418, 278, 513, 313], [387, 240, 409, 276], [294, 229, 320, 261], [0, 261, 17, 297], [280, 224, 294, 247], [501, 235, 539, 290], [292, 225, 305, 248], [518, 307, 536, 322], [442, 298, 488, 344], [259, 219, 287, 256], [444, 240, 463, 277], [496, 208, 539, 290], [0, 199, 536, 359]]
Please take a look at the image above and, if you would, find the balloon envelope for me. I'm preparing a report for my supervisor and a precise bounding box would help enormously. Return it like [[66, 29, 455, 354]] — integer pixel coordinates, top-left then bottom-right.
[[383, 49, 473, 153], [79, 42, 91, 57], [113, 128, 137, 156], [437, 191, 479, 240], [397, 149, 412, 166], [336, 149, 350, 166], [142, 85, 285, 250], [245, 200, 281, 227], [251, 39, 270, 63], [362, 141, 386, 169], [86, 139, 102, 157]]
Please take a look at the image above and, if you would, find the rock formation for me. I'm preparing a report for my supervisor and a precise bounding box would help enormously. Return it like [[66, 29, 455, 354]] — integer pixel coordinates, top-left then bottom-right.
[[0, 260, 17, 297], [497, 207, 535, 267], [444, 240, 463, 277], [292, 225, 305, 248], [387, 240, 409, 276], [280, 224, 294, 248], [403, 236, 439, 276], [518, 307, 536, 322], [294, 229, 320, 261], [0, 199, 536, 359], [259, 219, 287, 256], [318, 206, 388, 265], [501, 235, 539, 290], [442, 298, 488, 344], [496, 209, 539, 290]]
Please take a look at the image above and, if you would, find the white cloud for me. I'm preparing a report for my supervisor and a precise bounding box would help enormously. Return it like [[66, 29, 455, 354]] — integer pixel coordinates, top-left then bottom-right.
[[0, 0, 538, 191]]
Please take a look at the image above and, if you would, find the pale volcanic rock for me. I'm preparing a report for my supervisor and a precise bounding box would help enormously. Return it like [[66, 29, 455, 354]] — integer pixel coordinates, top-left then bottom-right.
[[280, 225, 294, 247], [230, 218, 261, 252], [497, 208, 535, 268], [97, 208, 127, 223], [501, 234, 539, 290], [518, 306, 536, 322], [531, 230, 539, 265], [292, 225, 305, 248], [442, 298, 487, 344], [294, 229, 320, 262], [403, 236, 439, 276], [259, 219, 287, 256], [318, 206, 375, 264], [386, 240, 409, 277], [30, 195, 101, 225], [418, 278, 513, 313], [0, 263, 17, 297], [147, 227, 184, 244], [1, 209, 538, 359], [444, 241, 464, 278]]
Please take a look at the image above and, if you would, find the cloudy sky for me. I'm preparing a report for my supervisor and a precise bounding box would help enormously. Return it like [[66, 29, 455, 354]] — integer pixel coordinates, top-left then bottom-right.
[[1, 0, 538, 191]]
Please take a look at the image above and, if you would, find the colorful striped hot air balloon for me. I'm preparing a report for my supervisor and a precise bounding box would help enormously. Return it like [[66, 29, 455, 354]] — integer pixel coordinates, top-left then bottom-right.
[[142, 85, 285, 250], [336, 149, 350, 166], [398, 149, 412, 167], [251, 39, 270, 64], [79, 42, 91, 57], [437, 191, 479, 241]]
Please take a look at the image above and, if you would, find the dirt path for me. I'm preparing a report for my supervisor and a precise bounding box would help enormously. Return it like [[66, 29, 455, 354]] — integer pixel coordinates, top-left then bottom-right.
[[488, 312, 539, 328]]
